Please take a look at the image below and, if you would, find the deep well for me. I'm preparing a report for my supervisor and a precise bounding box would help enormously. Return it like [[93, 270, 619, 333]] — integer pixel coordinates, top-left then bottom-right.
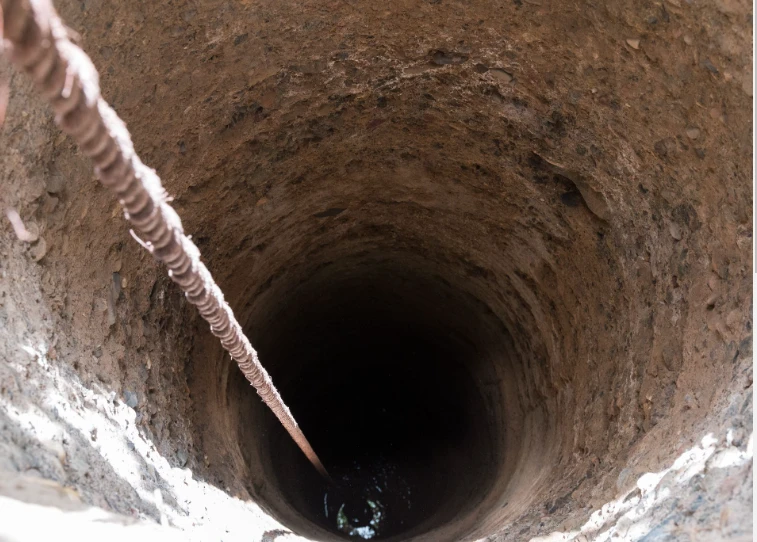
[[0, 1, 752, 541]]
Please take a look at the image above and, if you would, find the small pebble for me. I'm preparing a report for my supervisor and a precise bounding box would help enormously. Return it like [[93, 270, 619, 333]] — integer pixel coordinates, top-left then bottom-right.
[[626, 39, 641, 50], [490, 68, 513, 83], [30, 237, 47, 262], [177, 450, 189, 467], [124, 390, 139, 408], [94, 298, 108, 313], [616, 467, 633, 491], [669, 222, 683, 241], [685, 127, 700, 140], [46, 175, 65, 195]]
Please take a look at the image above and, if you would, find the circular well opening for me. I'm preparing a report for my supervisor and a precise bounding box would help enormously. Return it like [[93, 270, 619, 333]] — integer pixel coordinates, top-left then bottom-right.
[[252, 263, 504, 540]]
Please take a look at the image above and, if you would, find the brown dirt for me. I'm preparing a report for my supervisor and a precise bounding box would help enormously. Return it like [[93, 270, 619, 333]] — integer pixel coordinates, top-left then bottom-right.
[[0, 0, 752, 541]]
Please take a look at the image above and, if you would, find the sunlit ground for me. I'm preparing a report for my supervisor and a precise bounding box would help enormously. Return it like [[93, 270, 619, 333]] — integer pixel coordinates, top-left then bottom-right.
[[530, 432, 752, 542], [1, 340, 307, 542]]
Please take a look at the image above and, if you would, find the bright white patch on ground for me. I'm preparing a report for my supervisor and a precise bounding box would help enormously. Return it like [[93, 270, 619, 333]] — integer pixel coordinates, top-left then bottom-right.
[[1, 342, 308, 542], [529, 432, 753, 542]]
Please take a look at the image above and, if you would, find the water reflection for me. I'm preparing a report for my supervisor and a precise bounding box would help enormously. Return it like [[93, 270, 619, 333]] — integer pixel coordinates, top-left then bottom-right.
[[323, 457, 412, 539]]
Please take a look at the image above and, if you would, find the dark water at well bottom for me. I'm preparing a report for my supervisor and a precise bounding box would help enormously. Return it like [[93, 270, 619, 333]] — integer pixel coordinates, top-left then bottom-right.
[[322, 456, 414, 539], [275, 342, 480, 539]]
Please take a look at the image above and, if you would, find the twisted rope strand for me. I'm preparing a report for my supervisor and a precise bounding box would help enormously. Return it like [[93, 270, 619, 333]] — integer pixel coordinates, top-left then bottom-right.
[[1, 0, 329, 479]]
